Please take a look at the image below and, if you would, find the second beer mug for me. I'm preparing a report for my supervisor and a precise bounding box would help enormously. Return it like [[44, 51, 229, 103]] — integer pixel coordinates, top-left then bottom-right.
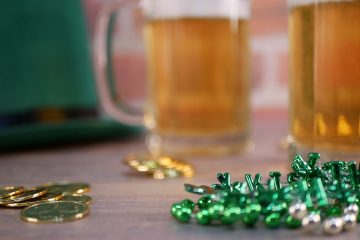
[[95, 0, 251, 155], [289, 0, 360, 159]]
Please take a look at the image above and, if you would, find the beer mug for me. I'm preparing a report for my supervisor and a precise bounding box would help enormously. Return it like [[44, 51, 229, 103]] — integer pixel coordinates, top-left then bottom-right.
[[95, 0, 251, 155], [289, 0, 360, 160]]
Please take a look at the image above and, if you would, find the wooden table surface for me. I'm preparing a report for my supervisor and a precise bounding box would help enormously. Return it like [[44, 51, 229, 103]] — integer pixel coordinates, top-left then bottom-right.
[[0, 111, 359, 240]]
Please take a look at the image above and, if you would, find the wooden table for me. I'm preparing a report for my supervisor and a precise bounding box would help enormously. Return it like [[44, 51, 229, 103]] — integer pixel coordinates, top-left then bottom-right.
[[0, 111, 359, 240]]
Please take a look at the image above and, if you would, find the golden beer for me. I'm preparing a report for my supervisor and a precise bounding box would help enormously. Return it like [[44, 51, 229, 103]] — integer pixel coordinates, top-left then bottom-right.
[[94, 0, 251, 155], [289, 0, 360, 154], [144, 18, 249, 139]]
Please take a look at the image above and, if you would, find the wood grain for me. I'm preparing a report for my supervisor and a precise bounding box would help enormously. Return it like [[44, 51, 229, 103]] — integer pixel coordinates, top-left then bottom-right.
[[0, 111, 358, 240]]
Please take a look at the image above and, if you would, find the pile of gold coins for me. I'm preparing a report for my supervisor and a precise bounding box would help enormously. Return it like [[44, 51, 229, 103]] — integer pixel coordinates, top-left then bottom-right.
[[0, 182, 92, 223], [124, 154, 194, 179]]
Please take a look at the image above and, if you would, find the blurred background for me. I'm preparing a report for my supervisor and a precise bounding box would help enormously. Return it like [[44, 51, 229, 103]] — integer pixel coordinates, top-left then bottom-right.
[[0, 0, 288, 151]]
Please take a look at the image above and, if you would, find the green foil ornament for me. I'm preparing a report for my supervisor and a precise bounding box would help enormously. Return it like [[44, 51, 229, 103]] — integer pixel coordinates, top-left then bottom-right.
[[170, 153, 359, 236]]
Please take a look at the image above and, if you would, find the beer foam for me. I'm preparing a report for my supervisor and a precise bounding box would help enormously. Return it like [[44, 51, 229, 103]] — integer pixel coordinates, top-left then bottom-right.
[[289, 0, 355, 8], [141, 0, 250, 19]]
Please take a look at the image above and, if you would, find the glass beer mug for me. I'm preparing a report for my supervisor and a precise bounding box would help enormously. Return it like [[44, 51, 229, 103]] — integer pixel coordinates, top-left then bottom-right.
[[95, 0, 251, 156], [289, 0, 360, 160]]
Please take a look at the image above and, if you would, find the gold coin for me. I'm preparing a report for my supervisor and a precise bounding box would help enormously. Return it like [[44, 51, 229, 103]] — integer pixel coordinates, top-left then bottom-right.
[[0, 186, 24, 199], [124, 154, 194, 179], [3, 192, 64, 208], [124, 155, 158, 172], [40, 192, 64, 201], [0, 187, 48, 205], [20, 201, 90, 223], [61, 194, 92, 205], [41, 182, 90, 194], [153, 170, 165, 180], [157, 156, 172, 166]]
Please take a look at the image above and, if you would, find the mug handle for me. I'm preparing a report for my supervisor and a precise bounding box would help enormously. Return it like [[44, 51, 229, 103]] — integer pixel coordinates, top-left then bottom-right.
[[94, 0, 143, 126]]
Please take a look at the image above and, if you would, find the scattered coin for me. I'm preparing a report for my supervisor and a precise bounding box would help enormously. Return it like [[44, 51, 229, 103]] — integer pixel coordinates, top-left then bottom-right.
[[0, 186, 25, 199], [124, 154, 194, 179], [0, 187, 48, 205], [21, 201, 90, 223], [62, 194, 92, 205], [4, 192, 64, 208], [41, 182, 90, 194], [1, 182, 91, 224]]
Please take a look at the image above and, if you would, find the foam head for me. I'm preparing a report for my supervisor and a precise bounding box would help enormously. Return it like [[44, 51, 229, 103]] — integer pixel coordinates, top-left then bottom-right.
[[289, 0, 353, 8], [141, 0, 250, 19]]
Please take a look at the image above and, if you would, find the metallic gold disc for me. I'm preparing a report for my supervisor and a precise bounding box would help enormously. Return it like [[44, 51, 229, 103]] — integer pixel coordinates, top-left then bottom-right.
[[124, 154, 195, 179], [40, 192, 64, 201], [20, 201, 90, 223], [0, 186, 24, 199], [61, 194, 92, 205], [41, 182, 90, 194], [3, 192, 64, 208], [0, 187, 48, 205]]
